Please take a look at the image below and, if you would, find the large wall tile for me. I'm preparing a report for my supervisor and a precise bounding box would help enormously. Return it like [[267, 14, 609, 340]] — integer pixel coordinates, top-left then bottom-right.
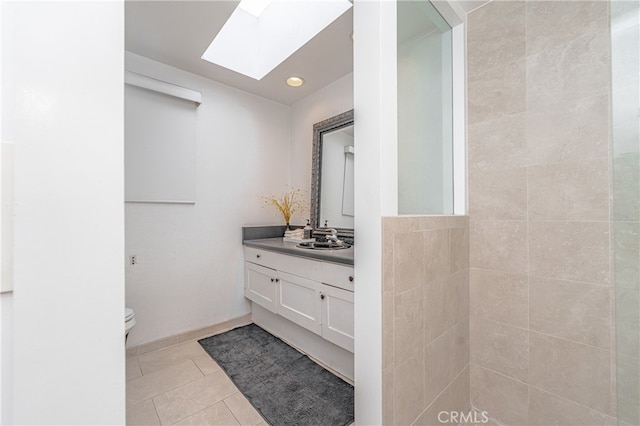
[[467, 1, 525, 78], [528, 158, 609, 221], [527, 30, 610, 111], [530, 276, 611, 348], [415, 385, 452, 426], [526, 93, 610, 166], [529, 332, 613, 415], [423, 228, 450, 283], [526, 1, 609, 56], [529, 221, 610, 285], [394, 354, 425, 426], [394, 286, 424, 366], [451, 319, 470, 379], [469, 167, 527, 220], [450, 365, 471, 415], [383, 216, 421, 236], [424, 278, 451, 345], [383, 367, 394, 426], [425, 332, 453, 407], [470, 317, 528, 382], [468, 59, 526, 125], [470, 364, 529, 425], [470, 220, 528, 274], [450, 270, 470, 327], [393, 231, 424, 294], [467, 0, 615, 423], [383, 216, 469, 424], [447, 215, 469, 229], [468, 112, 527, 172], [529, 387, 616, 426], [418, 216, 450, 231], [383, 290, 394, 370], [470, 268, 528, 328], [450, 227, 469, 273]]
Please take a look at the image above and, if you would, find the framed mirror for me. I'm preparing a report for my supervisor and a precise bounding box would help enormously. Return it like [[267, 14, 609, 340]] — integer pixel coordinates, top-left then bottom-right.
[[310, 109, 354, 239]]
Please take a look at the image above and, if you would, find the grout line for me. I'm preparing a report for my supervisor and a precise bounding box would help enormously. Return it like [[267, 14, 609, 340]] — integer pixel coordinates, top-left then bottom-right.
[[469, 265, 613, 288], [471, 314, 614, 352], [527, 383, 617, 420], [150, 397, 162, 426]]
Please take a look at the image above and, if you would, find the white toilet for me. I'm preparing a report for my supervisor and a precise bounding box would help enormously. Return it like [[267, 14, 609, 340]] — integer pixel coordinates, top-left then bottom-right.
[[125, 307, 136, 340]]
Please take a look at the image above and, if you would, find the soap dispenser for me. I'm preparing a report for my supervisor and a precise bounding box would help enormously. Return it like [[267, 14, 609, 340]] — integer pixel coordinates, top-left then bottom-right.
[[303, 219, 313, 240]]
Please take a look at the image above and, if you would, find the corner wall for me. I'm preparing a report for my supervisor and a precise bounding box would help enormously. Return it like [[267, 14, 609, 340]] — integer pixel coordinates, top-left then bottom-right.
[[467, 2, 616, 423], [382, 215, 470, 425]]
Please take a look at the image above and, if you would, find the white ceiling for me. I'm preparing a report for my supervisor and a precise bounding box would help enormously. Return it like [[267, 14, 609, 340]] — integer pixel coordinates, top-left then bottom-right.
[[125, 0, 488, 106], [125, 0, 354, 105]]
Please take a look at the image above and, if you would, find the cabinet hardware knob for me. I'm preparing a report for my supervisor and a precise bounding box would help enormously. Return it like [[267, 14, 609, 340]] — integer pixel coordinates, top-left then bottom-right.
[[256, 254, 261, 259], [270, 278, 275, 282], [348, 276, 354, 282], [320, 294, 325, 300], [275, 278, 280, 283]]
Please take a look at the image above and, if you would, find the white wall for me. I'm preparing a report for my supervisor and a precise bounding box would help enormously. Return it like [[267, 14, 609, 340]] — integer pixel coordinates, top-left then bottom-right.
[[125, 52, 291, 347], [2, 2, 125, 424], [290, 73, 354, 196], [353, 1, 398, 424]]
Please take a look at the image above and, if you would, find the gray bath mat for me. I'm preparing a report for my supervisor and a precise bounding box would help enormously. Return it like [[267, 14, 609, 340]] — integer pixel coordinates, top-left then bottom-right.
[[198, 323, 354, 426]]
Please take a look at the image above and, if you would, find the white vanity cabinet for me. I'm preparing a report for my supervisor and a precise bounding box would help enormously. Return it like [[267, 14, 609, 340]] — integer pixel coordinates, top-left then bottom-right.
[[243, 246, 354, 353]]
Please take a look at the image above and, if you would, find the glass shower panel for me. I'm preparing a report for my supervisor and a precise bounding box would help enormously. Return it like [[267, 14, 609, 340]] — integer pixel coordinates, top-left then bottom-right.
[[397, 0, 453, 214], [612, 2, 640, 424]]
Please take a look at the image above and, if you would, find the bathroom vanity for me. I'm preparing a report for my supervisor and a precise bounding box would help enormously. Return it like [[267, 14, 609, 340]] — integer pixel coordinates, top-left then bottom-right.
[[243, 234, 354, 380]]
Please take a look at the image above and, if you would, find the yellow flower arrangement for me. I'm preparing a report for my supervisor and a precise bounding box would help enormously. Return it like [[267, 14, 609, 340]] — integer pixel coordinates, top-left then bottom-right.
[[262, 187, 307, 225]]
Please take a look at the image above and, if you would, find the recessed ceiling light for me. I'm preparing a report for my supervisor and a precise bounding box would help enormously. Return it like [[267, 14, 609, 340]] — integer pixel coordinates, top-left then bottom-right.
[[286, 76, 304, 87]]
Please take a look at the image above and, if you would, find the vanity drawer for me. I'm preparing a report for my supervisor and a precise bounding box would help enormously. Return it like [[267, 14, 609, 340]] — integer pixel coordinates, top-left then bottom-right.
[[244, 246, 322, 282], [321, 262, 354, 292]]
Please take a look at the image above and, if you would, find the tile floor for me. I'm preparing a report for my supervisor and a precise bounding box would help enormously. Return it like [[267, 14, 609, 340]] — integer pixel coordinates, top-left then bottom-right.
[[126, 337, 266, 426]]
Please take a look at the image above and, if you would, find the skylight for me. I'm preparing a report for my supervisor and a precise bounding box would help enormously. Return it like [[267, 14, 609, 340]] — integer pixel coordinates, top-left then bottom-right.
[[201, 0, 352, 81], [237, 0, 272, 17]]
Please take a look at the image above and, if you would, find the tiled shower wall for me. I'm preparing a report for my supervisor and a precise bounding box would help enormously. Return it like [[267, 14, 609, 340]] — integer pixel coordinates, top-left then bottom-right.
[[467, 1, 616, 424], [382, 216, 470, 425]]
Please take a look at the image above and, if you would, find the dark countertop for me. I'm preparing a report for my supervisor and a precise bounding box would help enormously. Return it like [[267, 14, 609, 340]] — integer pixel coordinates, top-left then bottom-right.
[[243, 238, 354, 266]]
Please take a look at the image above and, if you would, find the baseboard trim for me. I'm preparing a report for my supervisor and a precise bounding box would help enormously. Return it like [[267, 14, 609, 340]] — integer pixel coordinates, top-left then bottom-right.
[[126, 313, 252, 357]]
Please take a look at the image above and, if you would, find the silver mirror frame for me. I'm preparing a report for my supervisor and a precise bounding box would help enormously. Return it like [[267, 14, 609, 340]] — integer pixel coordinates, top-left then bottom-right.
[[310, 109, 354, 236]]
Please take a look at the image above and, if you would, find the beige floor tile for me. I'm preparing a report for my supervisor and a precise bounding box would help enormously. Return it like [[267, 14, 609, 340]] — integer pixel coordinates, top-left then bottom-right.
[[127, 360, 203, 406], [127, 399, 161, 426], [127, 357, 143, 381], [138, 340, 210, 375], [193, 353, 221, 376], [224, 393, 264, 426], [153, 370, 239, 425], [174, 401, 240, 426]]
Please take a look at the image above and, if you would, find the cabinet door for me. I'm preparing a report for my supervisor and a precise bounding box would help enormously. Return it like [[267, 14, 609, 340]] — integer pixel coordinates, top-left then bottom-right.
[[320, 284, 354, 353], [245, 262, 278, 313], [277, 271, 322, 335]]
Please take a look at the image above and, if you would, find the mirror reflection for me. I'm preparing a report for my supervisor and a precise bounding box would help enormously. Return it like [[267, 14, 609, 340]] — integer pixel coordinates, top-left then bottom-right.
[[310, 110, 354, 234], [321, 125, 354, 229]]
